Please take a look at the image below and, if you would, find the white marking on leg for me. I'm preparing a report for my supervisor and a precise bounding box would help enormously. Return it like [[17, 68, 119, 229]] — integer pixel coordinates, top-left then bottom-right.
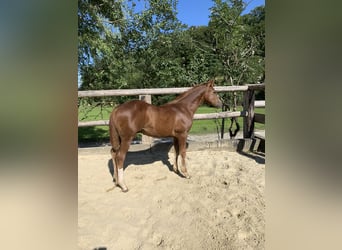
[[118, 168, 124, 183], [118, 168, 128, 192]]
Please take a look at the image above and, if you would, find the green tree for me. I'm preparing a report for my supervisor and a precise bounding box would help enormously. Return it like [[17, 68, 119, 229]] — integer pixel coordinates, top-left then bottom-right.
[[242, 5, 265, 82], [208, 0, 265, 134], [78, 0, 186, 91], [209, 0, 264, 86], [179, 26, 221, 82], [78, 0, 265, 94], [127, 0, 187, 88], [78, 0, 128, 90]]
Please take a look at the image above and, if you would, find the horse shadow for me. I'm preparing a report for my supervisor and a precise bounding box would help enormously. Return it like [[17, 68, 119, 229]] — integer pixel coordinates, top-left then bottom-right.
[[107, 141, 189, 180]]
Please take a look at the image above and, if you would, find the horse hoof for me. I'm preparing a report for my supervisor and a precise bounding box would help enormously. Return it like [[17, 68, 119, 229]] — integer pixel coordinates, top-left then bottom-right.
[[116, 184, 129, 192], [181, 172, 191, 179]]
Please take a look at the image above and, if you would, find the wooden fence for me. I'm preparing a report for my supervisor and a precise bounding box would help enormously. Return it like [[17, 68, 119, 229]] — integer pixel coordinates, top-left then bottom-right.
[[78, 84, 265, 139]]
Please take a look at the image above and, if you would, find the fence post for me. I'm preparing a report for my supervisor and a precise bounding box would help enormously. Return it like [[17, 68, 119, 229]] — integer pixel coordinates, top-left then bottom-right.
[[243, 89, 255, 138], [139, 95, 154, 144]]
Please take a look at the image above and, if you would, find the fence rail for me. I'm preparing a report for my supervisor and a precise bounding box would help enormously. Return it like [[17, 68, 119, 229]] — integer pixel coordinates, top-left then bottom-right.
[[78, 111, 248, 127], [78, 84, 265, 97], [78, 83, 265, 139]]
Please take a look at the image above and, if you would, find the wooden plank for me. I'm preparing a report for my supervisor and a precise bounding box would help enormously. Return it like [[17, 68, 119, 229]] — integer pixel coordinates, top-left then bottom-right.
[[254, 113, 265, 124], [78, 111, 248, 127], [78, 88, 190, 97], [247, 84, 265, 90], [78, 120, 109, 127], [254, 130, 265, 140], [193, 111, 247, 120], [243, 90, 255, 138], [254, 100, 265, 108], [77, 85, 265, 98], [139, 95, 153, 144]]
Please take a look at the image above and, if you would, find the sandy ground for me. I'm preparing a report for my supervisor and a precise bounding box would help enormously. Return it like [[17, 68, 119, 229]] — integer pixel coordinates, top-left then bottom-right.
[[78, 138, 265, 250]]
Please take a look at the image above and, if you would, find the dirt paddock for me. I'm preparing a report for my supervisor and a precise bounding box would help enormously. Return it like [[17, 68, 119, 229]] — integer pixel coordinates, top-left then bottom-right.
[[78, 138, 265, 250]]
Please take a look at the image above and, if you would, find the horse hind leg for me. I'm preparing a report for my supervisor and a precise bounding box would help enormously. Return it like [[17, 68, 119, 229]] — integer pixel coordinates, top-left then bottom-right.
[[173, 137, 179, 173], [111, 146, 129, 192], [109, 121, 121, 186], [114, 136, 134, 192], [110, 148, 119, 186]]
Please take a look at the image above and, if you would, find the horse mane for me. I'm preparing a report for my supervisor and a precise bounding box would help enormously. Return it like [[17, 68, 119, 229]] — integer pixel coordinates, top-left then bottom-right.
[[167, 83, 206, 104]]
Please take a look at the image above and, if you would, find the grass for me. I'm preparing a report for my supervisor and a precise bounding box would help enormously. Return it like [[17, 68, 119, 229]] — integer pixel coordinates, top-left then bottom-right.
[[78, 104, 265, 142], [190, 106, 265, 134], [78, 104, 112, 143]]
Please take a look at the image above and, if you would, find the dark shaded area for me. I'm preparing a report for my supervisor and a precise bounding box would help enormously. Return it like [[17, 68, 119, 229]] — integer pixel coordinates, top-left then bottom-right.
[[78, 126, 109, 142], [237, 138, 265, 164], [108, 141, 173, 171], [78, 128, 141, 148], [107, 140, 190, 181]]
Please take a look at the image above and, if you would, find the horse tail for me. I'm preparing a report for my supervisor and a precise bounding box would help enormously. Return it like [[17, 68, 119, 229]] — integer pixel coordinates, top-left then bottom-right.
[[109, 110, 120, 153]]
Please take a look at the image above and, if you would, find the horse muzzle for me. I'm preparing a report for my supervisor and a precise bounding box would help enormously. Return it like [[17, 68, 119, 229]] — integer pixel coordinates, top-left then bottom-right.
[[216, 99, 223, 108]]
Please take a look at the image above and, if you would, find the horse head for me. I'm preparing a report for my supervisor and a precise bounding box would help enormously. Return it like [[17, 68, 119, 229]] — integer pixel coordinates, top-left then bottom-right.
[[204, 79, 222, 108]]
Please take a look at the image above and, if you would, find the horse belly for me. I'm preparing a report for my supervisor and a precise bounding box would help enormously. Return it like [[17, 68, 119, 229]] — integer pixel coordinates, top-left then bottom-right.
[[141, 111, 176, 137], [141, 123, 172, 138]]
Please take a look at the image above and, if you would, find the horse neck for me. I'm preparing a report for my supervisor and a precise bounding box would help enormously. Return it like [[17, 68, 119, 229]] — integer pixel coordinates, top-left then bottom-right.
[[171, 86, 206, 115]]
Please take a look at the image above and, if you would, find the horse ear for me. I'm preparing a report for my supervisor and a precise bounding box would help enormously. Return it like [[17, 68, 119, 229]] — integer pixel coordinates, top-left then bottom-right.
[[207, 79, 215, 87]]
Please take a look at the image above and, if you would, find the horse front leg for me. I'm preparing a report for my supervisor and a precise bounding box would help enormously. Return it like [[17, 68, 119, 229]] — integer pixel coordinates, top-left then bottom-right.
[[173, 137, 179, 173], [177, 135, 190, 179]]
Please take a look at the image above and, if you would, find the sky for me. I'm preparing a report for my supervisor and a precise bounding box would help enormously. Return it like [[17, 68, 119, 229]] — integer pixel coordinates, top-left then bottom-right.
[[177, 0, 265, 27]]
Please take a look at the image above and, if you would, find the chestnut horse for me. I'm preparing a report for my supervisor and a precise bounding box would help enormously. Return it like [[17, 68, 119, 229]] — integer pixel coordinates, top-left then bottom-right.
[[109, 79, 222, 192]]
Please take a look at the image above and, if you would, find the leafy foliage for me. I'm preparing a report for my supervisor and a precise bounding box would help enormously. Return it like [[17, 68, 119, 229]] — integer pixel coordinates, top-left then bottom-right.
[[78, 0, 265, 97], [209, 0, 264, 86]]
